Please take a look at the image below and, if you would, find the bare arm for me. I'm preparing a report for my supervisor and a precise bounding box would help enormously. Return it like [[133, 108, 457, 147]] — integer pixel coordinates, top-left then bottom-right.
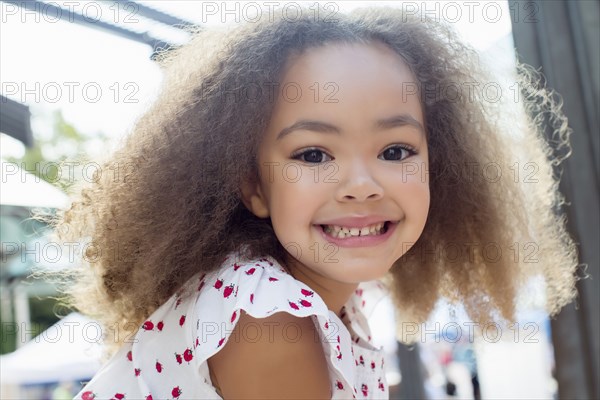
[[207, 310, 332, 399]]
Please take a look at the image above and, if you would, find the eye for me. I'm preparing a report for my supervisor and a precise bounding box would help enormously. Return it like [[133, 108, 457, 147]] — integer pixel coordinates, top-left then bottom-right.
[[379, 145, 417, 161], [291, 148, 333, 164]]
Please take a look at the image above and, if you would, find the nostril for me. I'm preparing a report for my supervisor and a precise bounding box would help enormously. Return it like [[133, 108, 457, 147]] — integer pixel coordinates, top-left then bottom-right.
[[342, 193, 381, 201], [338, 185, 383, 202]]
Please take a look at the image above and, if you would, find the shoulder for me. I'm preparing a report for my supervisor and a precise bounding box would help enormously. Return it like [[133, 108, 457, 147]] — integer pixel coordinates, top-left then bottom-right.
[[207, 310, 332, 399], [191, 253, 334, 398], [190, 253, 332, 359]]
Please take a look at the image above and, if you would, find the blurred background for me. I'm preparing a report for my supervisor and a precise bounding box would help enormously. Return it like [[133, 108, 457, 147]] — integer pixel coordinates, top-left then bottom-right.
[[1, 1, 598, 399]]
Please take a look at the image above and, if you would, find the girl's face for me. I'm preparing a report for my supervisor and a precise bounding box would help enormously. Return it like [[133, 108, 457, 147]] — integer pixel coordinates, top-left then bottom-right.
[[243, 42, 430, 283]]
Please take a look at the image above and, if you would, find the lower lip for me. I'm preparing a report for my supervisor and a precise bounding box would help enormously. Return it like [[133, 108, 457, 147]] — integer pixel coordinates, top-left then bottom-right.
[[315, 222, 398, 248]]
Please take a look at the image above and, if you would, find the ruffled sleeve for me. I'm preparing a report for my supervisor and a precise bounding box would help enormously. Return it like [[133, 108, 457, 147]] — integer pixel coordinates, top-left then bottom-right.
[[190, 253, 363, 399]]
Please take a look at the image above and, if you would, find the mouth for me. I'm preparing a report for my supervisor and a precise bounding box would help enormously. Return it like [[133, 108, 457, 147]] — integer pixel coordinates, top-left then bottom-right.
[[318, 221, 392, 239]]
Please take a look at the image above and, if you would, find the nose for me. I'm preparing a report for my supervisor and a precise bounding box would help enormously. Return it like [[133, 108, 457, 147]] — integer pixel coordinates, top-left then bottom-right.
[[335, 161, 384, 202]]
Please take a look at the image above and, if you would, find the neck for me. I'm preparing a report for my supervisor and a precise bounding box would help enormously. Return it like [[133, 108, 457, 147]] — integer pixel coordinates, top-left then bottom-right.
[[284, 255, 358, 318]]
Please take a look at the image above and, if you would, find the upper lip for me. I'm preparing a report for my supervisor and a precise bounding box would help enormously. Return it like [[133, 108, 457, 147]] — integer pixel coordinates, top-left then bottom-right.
[[315, 216, 393, 229]]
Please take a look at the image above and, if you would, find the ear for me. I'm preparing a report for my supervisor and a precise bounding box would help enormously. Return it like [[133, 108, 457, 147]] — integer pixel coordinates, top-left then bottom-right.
[[240, 178, 270, 218]]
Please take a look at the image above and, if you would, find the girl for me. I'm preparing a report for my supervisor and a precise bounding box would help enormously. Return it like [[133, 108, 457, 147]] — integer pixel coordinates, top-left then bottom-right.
[[53, 5, 578, 400]]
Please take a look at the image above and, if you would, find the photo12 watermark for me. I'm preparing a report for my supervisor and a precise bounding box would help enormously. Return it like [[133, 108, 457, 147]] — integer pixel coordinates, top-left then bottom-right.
[[1, 81, 140, 104], [399, 1, 539, 24], [399, 321, 542, 344], [197, 1, 340, 24], [1, 1, 140, 24]]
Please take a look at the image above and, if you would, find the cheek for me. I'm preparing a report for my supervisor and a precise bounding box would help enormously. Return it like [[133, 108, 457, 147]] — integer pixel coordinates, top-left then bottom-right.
[[269, 169, 323, 226], [271, 164, 328, 200], [393, 163, 430, 218]]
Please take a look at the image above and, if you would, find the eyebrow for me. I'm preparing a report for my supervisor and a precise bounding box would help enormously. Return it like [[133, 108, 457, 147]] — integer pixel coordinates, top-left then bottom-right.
[[276, 114, 425, 140]]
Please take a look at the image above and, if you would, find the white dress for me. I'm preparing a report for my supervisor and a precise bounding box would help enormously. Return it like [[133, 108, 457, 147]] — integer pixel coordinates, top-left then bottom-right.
[[75, 251, 390, 400]]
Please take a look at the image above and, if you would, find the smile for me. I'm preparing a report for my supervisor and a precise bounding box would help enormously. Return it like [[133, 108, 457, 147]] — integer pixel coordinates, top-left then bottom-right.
[[321, 222, 389, 238], [315, 221, 398, 248]]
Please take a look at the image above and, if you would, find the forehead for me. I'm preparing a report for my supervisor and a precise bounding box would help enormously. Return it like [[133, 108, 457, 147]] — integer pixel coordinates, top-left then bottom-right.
[[265, 42, 424, 137], [281, 41, 416, 85]]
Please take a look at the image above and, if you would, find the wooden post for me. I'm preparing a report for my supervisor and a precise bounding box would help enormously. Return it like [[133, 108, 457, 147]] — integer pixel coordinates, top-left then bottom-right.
[[509, 1, 599, 398]]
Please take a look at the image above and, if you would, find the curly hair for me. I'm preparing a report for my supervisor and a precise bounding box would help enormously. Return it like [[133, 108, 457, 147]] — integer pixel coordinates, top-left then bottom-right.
[[49, 6, 579, 353]]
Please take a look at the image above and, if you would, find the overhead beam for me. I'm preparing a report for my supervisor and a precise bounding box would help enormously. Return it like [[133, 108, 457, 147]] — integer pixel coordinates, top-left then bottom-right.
[[113, 0, 197, 30], [1, 0, 174, 53]]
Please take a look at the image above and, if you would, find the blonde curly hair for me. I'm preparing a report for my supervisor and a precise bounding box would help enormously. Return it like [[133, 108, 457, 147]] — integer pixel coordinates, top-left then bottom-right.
[[48, 7, 579, 354]]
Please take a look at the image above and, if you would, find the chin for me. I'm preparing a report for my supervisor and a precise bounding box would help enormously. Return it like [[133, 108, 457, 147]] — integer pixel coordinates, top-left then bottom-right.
[[337, 266, 391, 283]]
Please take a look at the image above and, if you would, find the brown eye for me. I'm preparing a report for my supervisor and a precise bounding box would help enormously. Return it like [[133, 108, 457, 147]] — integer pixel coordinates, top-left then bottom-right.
[[292, 149, 333, 164], [379, 145, 416, 161], [304, 150, 324, 163]]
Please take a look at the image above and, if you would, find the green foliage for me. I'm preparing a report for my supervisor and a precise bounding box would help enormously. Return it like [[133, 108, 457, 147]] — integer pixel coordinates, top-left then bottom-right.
[[5, 110, 110, 191], [0, 297, 61, 355], [0, 303, 17, 354], [29, 297, 61, 336]]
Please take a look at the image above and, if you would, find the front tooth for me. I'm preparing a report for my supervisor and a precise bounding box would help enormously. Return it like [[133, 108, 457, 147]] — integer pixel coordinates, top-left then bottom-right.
[[325, 222, 388, 238]]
